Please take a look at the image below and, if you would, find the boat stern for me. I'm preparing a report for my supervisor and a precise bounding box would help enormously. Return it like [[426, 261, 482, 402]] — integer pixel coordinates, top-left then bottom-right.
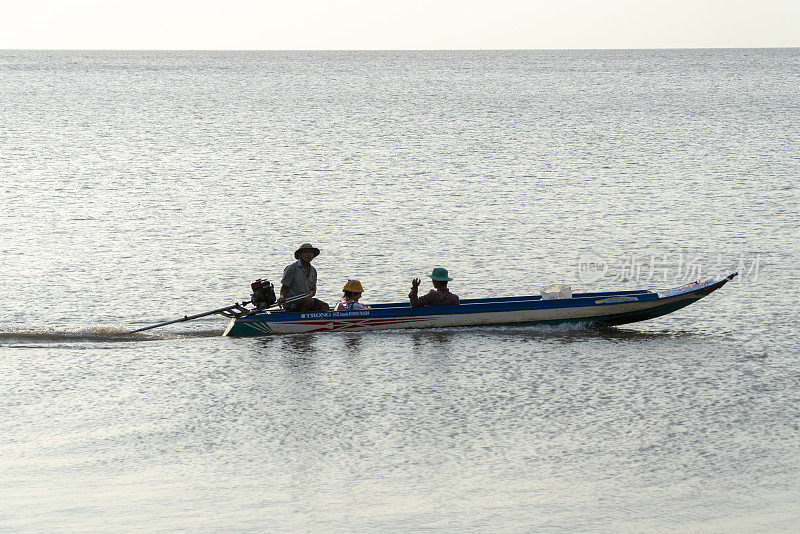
[[222, 317, 274, 337]]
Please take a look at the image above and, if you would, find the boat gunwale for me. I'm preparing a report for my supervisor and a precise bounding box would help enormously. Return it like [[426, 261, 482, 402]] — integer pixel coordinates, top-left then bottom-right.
[[237, 273, 735, 325]]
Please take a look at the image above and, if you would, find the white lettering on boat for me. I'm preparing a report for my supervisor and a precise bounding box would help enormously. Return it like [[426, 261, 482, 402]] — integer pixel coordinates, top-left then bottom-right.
[[301, 311, 370, 319]]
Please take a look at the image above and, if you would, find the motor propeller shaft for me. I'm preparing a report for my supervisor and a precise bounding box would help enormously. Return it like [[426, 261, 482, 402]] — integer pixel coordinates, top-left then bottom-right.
[[127, 292, 309, 334]]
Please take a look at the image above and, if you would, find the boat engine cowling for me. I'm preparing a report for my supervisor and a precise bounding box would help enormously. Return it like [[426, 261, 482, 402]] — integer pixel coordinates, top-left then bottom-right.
[[250, 279, 276, 309]]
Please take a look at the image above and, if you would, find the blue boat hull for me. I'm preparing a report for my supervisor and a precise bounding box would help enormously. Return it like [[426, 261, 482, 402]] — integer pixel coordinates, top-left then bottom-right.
[[223, 273, 736, 337]]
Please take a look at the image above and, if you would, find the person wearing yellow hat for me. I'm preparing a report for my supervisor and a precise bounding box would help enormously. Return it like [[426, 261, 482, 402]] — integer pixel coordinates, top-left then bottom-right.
[[409, 267, 460, 308], [278, 243, 330, 312], [334, 279, 371, 312]]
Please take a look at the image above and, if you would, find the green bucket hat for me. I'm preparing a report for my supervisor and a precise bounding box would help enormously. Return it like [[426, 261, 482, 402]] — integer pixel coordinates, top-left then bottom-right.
[[428, 267, 453, 282], [294, 243, 320, 259]]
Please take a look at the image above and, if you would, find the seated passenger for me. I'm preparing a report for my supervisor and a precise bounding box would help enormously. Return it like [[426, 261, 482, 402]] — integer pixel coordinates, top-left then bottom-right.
[[409, 267, 460, 308], [335, 279, 372, 311]]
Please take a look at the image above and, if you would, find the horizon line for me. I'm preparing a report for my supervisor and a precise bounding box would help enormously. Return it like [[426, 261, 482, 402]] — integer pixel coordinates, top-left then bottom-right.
[[2, 46, 799, 52]]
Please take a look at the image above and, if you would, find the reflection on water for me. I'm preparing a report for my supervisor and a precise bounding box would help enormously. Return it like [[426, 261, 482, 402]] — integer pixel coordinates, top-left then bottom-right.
[[341, 333, 363, 353], [595, 326, 721, 342], [410, 329, 455, 350], [252, 323, 732, 354], [279, 334, 318, 355]]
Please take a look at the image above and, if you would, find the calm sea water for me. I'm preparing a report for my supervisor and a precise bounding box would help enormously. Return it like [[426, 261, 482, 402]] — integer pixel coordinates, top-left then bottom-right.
[[1, 49, 799, 532]]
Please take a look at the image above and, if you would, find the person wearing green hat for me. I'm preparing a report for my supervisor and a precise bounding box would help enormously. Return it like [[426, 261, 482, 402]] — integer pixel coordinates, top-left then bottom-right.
[[278, 243, 330, 312], [409, 267, 460, 308]]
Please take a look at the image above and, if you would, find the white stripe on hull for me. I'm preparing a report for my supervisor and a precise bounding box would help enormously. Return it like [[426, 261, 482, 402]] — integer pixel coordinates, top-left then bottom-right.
[[229, 293, 693, 336]]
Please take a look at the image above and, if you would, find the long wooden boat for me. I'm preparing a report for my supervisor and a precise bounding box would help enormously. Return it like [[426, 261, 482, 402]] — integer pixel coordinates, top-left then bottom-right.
[[222, 272, 737, 337]]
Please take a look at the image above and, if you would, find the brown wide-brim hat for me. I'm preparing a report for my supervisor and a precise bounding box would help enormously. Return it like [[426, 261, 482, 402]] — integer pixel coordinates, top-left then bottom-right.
[[294, 243, 320, 259]]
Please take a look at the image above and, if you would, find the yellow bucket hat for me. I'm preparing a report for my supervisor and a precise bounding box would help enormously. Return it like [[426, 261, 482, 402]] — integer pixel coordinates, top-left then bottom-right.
[[342, 279, 365, 293]]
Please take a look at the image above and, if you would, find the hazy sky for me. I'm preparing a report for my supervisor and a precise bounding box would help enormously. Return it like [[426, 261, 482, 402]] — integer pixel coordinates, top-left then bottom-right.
[[1, 0, 798, 50]]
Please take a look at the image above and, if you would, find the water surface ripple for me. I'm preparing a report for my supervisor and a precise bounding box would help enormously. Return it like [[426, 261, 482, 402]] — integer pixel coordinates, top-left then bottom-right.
[[1, 49, 799, 532]]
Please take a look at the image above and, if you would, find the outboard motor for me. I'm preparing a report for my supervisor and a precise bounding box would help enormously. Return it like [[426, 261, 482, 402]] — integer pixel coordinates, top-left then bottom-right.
[[250, 279, 276, 309]]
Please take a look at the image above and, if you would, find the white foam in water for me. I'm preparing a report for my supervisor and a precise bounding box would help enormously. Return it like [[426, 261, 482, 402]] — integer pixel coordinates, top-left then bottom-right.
[[352, 321, 598, 338], [0, 325, 132, 342], [0, 324, 222, 342]]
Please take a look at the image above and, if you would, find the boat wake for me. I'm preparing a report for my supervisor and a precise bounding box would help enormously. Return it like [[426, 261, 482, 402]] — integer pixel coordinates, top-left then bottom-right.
[[318, 322, 716, 342], [0, 323, 713, 345], [0, 325, 223, 344]]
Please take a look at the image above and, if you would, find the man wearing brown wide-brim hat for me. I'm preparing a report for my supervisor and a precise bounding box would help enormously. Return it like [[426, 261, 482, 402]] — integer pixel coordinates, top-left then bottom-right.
[[277, 243, 329, 312]]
